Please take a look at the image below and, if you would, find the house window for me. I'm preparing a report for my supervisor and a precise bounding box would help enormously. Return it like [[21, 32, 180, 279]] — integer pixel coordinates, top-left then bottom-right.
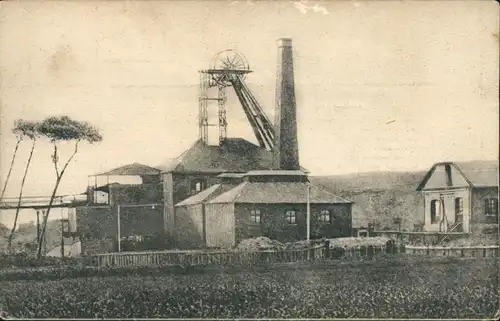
[[485, 198, 498, 216], [430, 199, 441, 224], [250, 209, 261, 223], [455, 197, 463, 215], [319, 209, 331, 223], [285, 210, 297, 225]]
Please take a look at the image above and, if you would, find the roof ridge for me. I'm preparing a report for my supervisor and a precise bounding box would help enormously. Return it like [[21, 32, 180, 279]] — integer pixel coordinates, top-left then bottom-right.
[[230, 181, 248, 202]]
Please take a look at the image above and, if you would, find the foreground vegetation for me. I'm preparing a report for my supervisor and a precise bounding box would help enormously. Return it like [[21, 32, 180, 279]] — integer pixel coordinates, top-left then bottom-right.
[[0, 256, 497, 319]]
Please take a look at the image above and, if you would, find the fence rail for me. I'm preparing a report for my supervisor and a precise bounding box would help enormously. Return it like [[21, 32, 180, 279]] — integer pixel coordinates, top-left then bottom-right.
[[91, 242, 404, 268], [93, 244, 327, 268], [405, 245, 499, 258], [374, 231, 471, 246]]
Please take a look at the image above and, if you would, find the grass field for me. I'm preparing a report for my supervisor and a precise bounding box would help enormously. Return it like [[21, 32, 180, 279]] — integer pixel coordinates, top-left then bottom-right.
[[0, 257, 498, 319]]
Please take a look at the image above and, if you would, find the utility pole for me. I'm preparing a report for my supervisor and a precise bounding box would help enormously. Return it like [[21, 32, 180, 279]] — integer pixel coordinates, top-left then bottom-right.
[[306, 183, 311, 242], [60, 218, 65, 259], [306, 183, 311, 261], [117, 205, 121, 252], [36, 210, 40, 246]]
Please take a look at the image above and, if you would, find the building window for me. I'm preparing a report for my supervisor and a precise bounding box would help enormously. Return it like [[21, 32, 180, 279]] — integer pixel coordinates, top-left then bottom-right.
[[250, 209, 261, 223], [455, 197, 463, 215], [191, 180, 205, 195], [285, 210, 297, 225], [357, 230, 368, 237], [319, 209, 331, 223], [430, 199, 441, 224], [485, 198, 498, 216]]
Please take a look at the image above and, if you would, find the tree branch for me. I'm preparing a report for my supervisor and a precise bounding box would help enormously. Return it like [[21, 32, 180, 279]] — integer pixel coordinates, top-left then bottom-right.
[[53, 143, 60, 178], [7, 139, 36, 251], [60, 140, 80, 177], [0, 138, 21, 201]]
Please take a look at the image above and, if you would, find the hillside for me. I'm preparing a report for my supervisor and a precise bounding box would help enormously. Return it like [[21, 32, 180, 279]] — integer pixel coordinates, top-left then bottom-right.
[[311, 171, 426, 192], [310, 170, 427, 231]]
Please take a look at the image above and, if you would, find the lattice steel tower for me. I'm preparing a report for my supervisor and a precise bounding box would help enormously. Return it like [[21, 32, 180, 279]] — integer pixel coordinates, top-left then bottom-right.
[[198, 49, 275, 150]]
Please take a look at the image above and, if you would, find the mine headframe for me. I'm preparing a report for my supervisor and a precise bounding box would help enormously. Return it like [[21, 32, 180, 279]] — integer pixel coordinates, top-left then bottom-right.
[[198, 49, 275, 151]]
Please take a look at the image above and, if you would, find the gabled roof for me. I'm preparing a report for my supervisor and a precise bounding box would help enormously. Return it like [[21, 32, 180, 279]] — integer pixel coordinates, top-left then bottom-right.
[[157, 138, 309, 174], [207, 182, 352, 204], [175, 183, 239, 207], [95, 163, 161, 176], [416, 160, 499, 190]]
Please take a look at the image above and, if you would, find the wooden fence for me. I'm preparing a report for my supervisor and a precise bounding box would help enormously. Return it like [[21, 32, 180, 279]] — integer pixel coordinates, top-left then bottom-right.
[[374, 231, 470, 246], [91, 242, 403, 268], [405, 245, 499, 258]]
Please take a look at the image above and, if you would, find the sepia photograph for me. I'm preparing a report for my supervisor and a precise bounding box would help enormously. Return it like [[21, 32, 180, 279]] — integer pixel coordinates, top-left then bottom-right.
[[0, 0, 498, 319]]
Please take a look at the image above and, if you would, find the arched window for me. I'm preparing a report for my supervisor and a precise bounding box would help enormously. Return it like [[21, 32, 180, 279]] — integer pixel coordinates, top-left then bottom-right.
[[455, 197, 463, 215], [485, 198, 498, 216], [430, 199, 441, 224], [285, 210, 297, 225]]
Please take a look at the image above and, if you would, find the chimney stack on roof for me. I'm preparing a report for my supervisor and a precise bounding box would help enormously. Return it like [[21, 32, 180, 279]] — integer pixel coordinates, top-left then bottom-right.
[[273, 38, 300, 170]]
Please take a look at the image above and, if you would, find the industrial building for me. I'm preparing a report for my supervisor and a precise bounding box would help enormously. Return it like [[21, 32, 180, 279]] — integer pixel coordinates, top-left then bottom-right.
[[416, 160, 498, 235], [176, 170, 351, 249], [76, 38, 353, 253]]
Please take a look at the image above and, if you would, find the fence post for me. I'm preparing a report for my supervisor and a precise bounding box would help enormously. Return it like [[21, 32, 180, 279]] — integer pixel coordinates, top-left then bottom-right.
[[367, 245, 374, 260], [324, 240, 330, 259]]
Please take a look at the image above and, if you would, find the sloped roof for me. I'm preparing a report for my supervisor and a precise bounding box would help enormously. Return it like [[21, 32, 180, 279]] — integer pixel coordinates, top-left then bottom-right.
[[158, 138, 273, 173], [246, 170, 308, 176], [158, 138, 308, 174], [454, 160, 499, 187], [217, 173, 246, 179], [207, 182, 352, 204], [175, 184, 222, 207], [175, 183, 240, 207], [95, 163, 161, 176], [416, 160, 499, 190]]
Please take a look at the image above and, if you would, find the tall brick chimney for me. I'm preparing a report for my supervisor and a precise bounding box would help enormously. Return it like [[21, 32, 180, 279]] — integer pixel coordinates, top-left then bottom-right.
[[273, 38, 300, 170]]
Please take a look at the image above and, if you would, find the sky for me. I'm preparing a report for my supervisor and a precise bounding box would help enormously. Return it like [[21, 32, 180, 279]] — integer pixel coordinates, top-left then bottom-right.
[[0, 0, 498, 226]]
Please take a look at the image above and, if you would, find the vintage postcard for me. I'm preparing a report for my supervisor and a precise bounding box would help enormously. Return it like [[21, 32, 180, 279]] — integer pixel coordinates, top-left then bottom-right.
[[0, 0, 498, 319]]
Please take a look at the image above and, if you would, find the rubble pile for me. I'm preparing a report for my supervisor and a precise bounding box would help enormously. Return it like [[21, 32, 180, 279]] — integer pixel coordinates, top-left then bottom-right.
[[327, 236, 392, 249], [236, 237, 284, 250]]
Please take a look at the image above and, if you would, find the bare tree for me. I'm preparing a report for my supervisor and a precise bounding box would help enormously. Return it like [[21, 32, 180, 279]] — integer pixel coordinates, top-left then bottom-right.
[[36, 116, 102, 259], [7, 120, 40, 251]]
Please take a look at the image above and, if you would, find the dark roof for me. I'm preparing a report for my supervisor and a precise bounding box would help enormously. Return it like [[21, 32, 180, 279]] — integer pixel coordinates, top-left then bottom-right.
[[158, 138, 309, 174], [95, 163, 161, 176], [416, 160, 499, 190], [158, 138, 274, 174], [207, 182, 352, 204]]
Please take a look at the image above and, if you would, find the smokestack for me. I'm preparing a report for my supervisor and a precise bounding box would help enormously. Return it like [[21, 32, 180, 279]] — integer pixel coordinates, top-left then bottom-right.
[[273, 38, 300, 170]]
